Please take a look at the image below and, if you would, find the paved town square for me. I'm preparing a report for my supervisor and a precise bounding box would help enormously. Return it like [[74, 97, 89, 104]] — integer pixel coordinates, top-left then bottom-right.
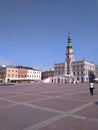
[[0, 83, 98, 130]]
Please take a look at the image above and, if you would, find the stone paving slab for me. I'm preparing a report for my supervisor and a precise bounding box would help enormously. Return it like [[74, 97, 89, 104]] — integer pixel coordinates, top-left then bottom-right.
[[23, 90, 42, 94], [0, 104, 58, 130], [38, 116, 98, 130], [0, 83, 98, 130], [38, 91, 65, 96], [61, 91, 98, 102], [0, 99, 14, 107], [0, 91, 25, 98], [75, 102, 98, 119], [5, 94, 48, 102], [30, 98, 86, 112]]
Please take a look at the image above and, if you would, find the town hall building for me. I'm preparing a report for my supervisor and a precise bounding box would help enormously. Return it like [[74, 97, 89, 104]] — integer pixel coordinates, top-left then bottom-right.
[[43, 34, 95, 83]]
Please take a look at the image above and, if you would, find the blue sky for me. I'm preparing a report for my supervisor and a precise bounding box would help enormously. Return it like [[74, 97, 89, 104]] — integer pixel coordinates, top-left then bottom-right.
[[0, 0, 98, 70]]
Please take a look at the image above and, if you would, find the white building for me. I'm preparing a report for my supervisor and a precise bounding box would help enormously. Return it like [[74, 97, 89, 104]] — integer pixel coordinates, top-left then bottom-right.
[[43, 33, 95, 83], [27, 69, 41, 81], [71, 60, 95, 83], [94, 65, 98, 82]]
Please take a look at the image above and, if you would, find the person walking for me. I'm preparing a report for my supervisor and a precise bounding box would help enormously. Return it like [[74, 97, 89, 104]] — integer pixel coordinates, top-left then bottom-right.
[[89, 82, 94, 95]]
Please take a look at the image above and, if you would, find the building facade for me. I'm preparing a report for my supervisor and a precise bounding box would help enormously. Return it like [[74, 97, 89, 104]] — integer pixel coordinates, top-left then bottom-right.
[[0, 66, 6, 83], [42, 70, 54, 80], [53, 34, 95, 83], [95, 65, 98, 78], [72, 61, 95, 83], [54, 63, 64, 75], [27, 69, 41, 81], [0, 65, 42, 83], [17, 66, 27, 81], [5, 66, 18, 82], [94, 65, 98, 82]]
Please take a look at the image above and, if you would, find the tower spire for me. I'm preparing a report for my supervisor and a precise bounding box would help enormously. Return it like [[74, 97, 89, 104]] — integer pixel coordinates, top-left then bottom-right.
[[67, 32, 72, 47]]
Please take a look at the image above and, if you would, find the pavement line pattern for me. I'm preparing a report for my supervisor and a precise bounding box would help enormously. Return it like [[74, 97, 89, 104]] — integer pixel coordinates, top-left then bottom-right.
[[0, 98, 21, 104], [23, 114, 67, 130], [68, 102, 94, 114], [0, 83, 98, 130], [21, 103, 65, 114], [56, 96, 88, 102], [0, 104, 18, 109], [23, 101, 95, 130]]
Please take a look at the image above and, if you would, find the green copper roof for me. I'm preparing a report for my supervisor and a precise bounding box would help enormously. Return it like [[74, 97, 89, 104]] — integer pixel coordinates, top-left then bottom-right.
[[67, 33, 72, 47]]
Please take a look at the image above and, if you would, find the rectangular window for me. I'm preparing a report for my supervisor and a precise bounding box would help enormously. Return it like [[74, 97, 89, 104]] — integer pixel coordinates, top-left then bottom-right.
[[8, 74, 10, 77], [82, 71, 83, 75]]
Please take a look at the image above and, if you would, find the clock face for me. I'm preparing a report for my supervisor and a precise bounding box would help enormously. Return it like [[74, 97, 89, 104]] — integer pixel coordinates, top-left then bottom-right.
[[69, 49, 73, 53]]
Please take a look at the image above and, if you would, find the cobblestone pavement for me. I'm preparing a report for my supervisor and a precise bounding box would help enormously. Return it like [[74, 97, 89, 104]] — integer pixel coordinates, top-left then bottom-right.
[[0, 83, 98, 130]]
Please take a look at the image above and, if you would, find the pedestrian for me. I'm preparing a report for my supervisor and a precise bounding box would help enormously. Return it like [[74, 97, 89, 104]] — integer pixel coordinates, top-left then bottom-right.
[[89, 82, 94, 95]]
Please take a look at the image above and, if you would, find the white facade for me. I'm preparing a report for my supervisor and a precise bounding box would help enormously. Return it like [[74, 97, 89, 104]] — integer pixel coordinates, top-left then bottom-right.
[[42, 75, 73, 83], [95, 65, 98, 78], [72, 61, 95, 83], [27, 69, 41, 81]]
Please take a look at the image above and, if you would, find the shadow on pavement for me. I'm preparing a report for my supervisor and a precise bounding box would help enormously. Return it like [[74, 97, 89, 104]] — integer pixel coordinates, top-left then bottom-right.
[[94, 101, 98, 105]]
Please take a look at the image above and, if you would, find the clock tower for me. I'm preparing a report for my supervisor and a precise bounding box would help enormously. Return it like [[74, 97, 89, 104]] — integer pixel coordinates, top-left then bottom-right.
[[65, 33, 74, 75]]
